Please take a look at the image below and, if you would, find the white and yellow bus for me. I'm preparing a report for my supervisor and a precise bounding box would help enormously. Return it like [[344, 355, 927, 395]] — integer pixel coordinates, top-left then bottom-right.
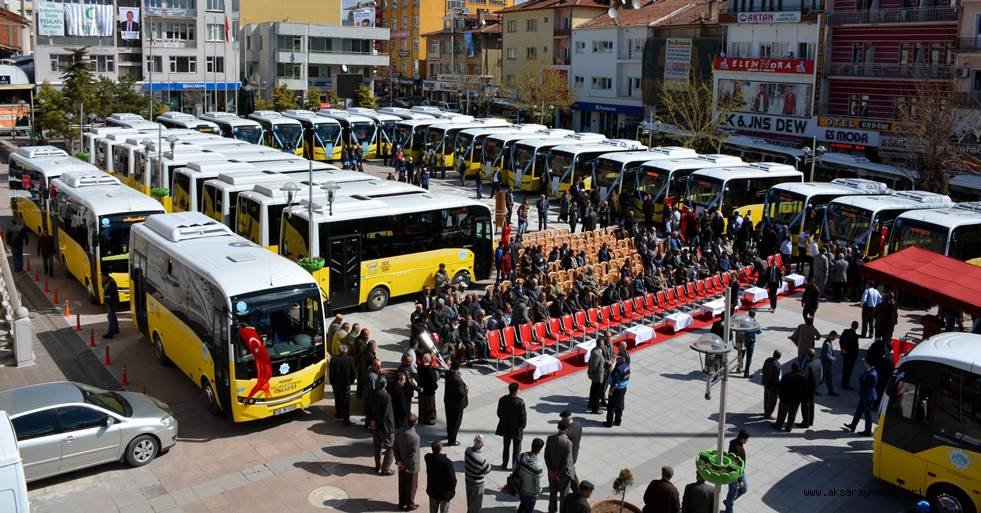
[[130, 211, 327, 422], [949, 174, 981, 204], [9, 146, 100, 235], [156, 112, 220, 134], [815, 152, 917, 191], [630, 154, 746, 224], [510, 133, 605, 192], [247, 111, 305, 156], [236, 176, 423, 251], [171, 154, 305, 213], [764, 178, 891, 245], [316, 109, 379, 158], [199, 112, 264, 144], [51, 171, 165, 304], [83, 127, 156, 165], [545, 139, 648, 198], [105, 113, 151, 128], [455, 126, 527, 178], [425, 117, 507, 170], [97, 131, 151, 174], [114, 133, 216, 191], [132, 135, 227, 195], [720, 134, 806, 169], [394, 118, 442, 162], [821, 191, 954, 257], [280, 193, 493, 310], [888, 202, 981, 264], [346, 107, 401, 159], [485, 129, 573, 182], [874, 332, 981, 513], [591, 147, 698, 205], [686, 163, 804, 223], [143, 149, 234, 212], [282, 110, 343, 162], [201, 161, 340, 226], [377, 107, 435, 121]]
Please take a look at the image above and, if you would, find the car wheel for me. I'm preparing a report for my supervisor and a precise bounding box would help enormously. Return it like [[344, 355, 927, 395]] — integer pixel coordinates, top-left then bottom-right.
[[153, 333, 171, 366], [203, 379, 221, 416], [124, 435, 158, 467], [930, 485, 976, 513], [366, 286, 389, 312], [452, 270, 471, 288]]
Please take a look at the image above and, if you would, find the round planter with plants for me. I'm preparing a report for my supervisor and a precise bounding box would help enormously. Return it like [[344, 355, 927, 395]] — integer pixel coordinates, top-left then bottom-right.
[[695, 449, 745, 485], [298, 256, 325, 273]]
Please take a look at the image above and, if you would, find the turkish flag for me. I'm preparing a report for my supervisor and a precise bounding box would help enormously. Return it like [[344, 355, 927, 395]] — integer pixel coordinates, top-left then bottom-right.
[[240, 326, 272, 401]]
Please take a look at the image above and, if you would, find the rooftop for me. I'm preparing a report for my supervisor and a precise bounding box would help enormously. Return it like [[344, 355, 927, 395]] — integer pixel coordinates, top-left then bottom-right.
[[576, 0, 714, 28], [498, 0, 609, 14]]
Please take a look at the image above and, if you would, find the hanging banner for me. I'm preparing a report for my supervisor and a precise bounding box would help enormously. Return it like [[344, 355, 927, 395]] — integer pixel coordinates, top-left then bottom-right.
[[343, 0, 376, 26], [352, 9, 375, 27], [64, 3, 113, 37], [464, 32, 474, 57], [717, 78, 813, 118], [663, 38, 692, 90], [118, 7, 140, 41], [713, 57, 814, 75], [37, 2, 65, 37]]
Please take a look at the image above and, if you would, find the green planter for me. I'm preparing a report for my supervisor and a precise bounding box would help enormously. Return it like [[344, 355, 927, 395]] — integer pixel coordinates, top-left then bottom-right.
[[151, 187, 170, 198], [298, 257, 325, 273], [695, 450, 744, 485], [74, 151, 90, 160]]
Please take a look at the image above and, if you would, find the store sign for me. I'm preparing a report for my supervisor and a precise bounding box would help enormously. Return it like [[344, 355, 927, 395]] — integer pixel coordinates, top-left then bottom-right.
[[398, 50, 409, 57], [390, 30, 409, 39], [722, 113, 813, 135], [0, 76, 10, 85], [663, 38, 692, 90], [736, 11, 802, 23], [819, 115, 894, 132], [821, 127, 879, 146], [713, 57, 814, 75]]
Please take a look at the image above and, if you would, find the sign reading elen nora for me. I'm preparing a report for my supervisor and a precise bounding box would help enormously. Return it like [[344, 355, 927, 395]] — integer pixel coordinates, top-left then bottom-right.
[[714, 57, 814, 75], [736, 11, 802, 23]]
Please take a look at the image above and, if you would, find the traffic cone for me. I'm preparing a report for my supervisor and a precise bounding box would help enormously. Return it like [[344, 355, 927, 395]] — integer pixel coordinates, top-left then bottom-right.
[[25, 257, 30, 272], [104, 345, 111, 366], [63, 300, 70, 318], [120, 364, 129, 386], [88, 328, 96, 348], [75, 313, 82, 331], [53, 288, 59, 304], [43, 276, 49, 293], [33, 270, 39, 282]]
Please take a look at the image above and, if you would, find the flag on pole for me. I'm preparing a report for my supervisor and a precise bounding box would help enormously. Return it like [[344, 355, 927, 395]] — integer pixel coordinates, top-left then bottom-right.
[[224, 15, 230, 42]]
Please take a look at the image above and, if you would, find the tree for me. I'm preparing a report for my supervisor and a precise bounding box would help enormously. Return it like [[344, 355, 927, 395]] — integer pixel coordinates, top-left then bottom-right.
[[304, 86, 323, 111], [354, 85, 377, 109], [59, 47, 98, 149], [324, 89, 341, 108], [656, 77, 741, 154], [271, 83, 297, 111], [254, 97, 274, 111], [34, 82, 69, 142], [612, 468, 635, 513], [514, 62, 572, 125]]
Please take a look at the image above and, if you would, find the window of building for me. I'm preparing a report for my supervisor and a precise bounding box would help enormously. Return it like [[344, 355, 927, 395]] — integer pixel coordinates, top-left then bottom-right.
[[145, 0, 195, 11], [575, 40, 585, 54], [759, 42, 773, 58], [402, 0, 407, 8], [308, 64, 330, 78], [507, 20, 516, 32], [150, 21, 194, 42], [206, 0, 224, 11], [309, 37, 332, 53], [93, 54, 114, 73], [592, 40, 613, 53], [728, 41, 750, 57], [506, 47, 516, 60], [797, 42, 816, 60], [851, 42, 870, 64], [246, 35, 251, 50], [526, 47, 537, 59], [145, 55, 163, 73], [49, 54, 73, 72], [413, 38, 419, 51], [848, 94, 870, 116], [526, 19, 537, 31], [413, 15, 418, 28], [168, 56, 196, 73], [206, 23, 225, 42], [206, 56, 224, 73], [401, 39, 408, 50], [402, 16, 407, 30], [276, 62, 302, 79], [573, 75, 583, 89], [591, 76, 611, 89]]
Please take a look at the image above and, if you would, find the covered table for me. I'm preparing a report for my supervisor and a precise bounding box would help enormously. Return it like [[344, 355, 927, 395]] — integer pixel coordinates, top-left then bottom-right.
[[784, 273, 806, 288], [741, 286, 768, 304], [576, 340, 596, 363], [664, 312, 694, 333], [699, 298, 726, 317], [525, 354, 563, 380], [623, 325, 655, 347]]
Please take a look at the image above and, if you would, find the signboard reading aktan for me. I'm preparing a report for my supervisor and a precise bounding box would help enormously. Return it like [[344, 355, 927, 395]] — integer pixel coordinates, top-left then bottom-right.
[[736, 11, 802, 23], [714, 57, 814, 75]]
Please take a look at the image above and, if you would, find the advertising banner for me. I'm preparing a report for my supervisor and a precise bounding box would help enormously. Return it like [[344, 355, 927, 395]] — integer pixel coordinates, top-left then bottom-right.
[[736, 11, 801, 23], [465, 32, 474, 57], [717, 78, 813, 118], [118, 7, 140, 41], [64, 3, 113, 37], [663, 38, 692, 90], [713, 57, 814, 75], [37, 2, 65, 37], [343, 0, 376, 26], [352, 9, 375, 27]]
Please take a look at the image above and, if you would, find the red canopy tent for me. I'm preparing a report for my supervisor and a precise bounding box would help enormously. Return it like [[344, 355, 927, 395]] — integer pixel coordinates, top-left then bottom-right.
[[861, 246, 981, 316]]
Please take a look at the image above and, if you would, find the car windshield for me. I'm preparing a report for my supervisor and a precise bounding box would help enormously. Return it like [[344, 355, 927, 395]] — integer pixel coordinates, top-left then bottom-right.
[[77, 383, 132, 417], [824, 202, 874, 243], [232, 286, 324, 364], [273, 124, 304, 151], [100, 212, 157, 275], [314, 124, 341, 147], [687, 176, 723, 209], [765, 188, 807, 229], [593, 158, 622, 190], [232, 125, 263, 144]]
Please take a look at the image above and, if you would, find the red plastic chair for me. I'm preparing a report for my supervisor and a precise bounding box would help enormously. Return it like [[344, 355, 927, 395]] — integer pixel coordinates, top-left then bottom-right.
[[600, 305, 618, 329], [547, 317, 572, 347], [562, 314, 585, 346], [502, 325, 525, 358], [518, 322, 541, 352], [608, 303, 626, 326], [633, 296, 654, 324], [588, 307, 611, 331], [574, 310, 598, 337], [487, 329, 507, 372], [532, 321, 551, 353], [622, 299, 644, 324]]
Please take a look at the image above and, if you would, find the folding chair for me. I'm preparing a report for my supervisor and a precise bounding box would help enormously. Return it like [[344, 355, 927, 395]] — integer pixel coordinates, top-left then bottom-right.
[[562, 314, 586, 347], [531, 321, 550, 355]]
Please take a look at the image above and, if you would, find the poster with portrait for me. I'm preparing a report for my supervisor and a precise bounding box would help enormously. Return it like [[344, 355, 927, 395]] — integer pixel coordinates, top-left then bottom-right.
[[716, 79, 813, 118], [342, 0, 376, 26], [118, 7, 140, 40]]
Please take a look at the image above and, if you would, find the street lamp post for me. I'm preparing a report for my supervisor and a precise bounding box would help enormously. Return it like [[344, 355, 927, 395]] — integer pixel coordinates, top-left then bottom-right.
[[802, 138, 827, 182], [322, 181, 339, 216]]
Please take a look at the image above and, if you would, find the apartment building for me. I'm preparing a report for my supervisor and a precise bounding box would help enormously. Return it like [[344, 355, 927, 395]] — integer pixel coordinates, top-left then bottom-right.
[[422, 11, 503, 105]]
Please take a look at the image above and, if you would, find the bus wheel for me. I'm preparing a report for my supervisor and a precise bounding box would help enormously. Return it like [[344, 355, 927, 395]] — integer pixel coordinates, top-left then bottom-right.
[[153, 333, 171, 366], [366, 286, 389, 311], [202, 379, 221, 416], [929, 485, 975, 513], [452, 270, 471, 288]]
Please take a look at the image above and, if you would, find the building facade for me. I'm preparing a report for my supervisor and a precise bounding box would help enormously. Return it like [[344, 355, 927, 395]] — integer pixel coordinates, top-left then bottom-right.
[[0, 8, 28, 56], [241, 21, 389, 103], [422, 11, 502, 107], [955, 0, 980, 105], [33, 0, 241, 115]]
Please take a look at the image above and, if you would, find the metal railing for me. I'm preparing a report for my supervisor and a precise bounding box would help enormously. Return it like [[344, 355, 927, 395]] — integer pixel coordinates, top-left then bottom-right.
[[553, 56, 570, 65], [825, 62, 954, 79], [553, 26, 571, 37], [0, 234, 31, 366], [827, 6, 959, 25]]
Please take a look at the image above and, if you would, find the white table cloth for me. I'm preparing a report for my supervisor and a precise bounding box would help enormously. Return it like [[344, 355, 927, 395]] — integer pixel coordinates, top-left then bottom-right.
[[664, 312, 694, 333], [623, 325, 655, 345], [699, 298, 726, 317], [742, 286, 768, 304], [576, 340, 597, 362], [525, 354, 563, 380], [784, 273, 806, 288]]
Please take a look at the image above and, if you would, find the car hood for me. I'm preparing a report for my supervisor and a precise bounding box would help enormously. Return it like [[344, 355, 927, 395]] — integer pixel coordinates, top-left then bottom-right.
[[118, 391, 173, 420]]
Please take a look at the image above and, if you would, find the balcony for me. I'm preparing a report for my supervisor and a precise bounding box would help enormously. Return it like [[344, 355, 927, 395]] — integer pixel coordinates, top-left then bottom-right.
[[553, 56, 570, 65], [955, 37, 981, 53], [148, 38, 197, 49], [827, 62, 954, 79], [553, 26, 570, 37], [827, 6, 959, 26]]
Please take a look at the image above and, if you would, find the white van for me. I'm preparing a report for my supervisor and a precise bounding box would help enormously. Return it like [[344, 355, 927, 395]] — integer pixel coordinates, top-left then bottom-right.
[[0, 411, 29, 512]]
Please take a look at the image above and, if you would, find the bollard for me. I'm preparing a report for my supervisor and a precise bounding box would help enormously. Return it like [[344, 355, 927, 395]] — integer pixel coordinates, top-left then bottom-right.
[[104, 345, 112, 366], [53, 288, 59, 304], [75, 313, 82, 331], [120, 364, 129, 386], [88, 328, 96, 348], [43, 276, 49, 293], [63, 300, 71, 318]]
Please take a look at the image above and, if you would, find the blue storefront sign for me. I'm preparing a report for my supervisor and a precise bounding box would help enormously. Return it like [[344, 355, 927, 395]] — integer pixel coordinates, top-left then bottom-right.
[[144, 82, 242, 91], [571, 101, 643, 117]]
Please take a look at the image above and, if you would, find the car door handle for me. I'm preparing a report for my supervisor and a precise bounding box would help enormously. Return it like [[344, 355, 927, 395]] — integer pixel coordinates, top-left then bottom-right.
[[63, 435, 74, 442]]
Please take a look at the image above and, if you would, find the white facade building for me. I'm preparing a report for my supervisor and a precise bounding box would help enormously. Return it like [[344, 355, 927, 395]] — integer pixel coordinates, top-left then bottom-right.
[[569, 21, 646, 136]]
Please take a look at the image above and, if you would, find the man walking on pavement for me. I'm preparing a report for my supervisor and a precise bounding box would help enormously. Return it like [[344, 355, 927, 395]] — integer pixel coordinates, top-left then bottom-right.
[[5, 217, 27, 272], [820, 331, 839, 396], [741, 310, 761, 377], [843, 358, 878, 436], [102, 274, 120, 338], [38, 227, 55, 277], [425, 441, 457, 513], [723, 430, 750, 513], [681, 473, 714, 513], [772, 362, 806, 432], [394, 414, 422, 511], [537, 194, 550, 231], [641, 466, 680, 513], [495, 382, 527, 470], [545, 420, 577, 513], [789, 315, 821, 367], [330, 345, 357, 424], [587, 343, 606, 413], [560, 481, 594, 513], [366, 377, 396, 475], [839, 321, 860, 390], [444, 358, 469, 446], [801, 348, 822, 428], [515, 438, 546, 513], [464, 435, 491, 513], [765, 259, 783, 312], [761, 350, 782, 419], [604, 354, 630, 427], [860, 281, 881, 338], [559, 410, 582, 464]]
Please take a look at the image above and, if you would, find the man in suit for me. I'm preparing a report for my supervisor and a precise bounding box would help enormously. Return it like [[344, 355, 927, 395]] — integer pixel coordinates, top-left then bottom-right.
[[121, 9, 140, 33], [819, 331, 839, 396], [326, 314, 343, 354], [789, 315, 821, 367], [801, 348, 823, 428], [843, 358, 878, 436], [366, 377, 396, 475], [772, 362, 807, 432], [443, 358, 469, 446], [394, 414, 422, 511], [425, 440, 457, 513], [641, 466, 680, 513], [559, 410, 582, 464], [765, 260, 783, 313], [329, 344, 357, 425], [545, 420, 577, 513], [681, 474, 714, 513], [495, 382, 527, 470], [839, 321, 860, 390], [560, 481, 594, 513], [761, 350, 782, 419], [587, 343, 606, 414]]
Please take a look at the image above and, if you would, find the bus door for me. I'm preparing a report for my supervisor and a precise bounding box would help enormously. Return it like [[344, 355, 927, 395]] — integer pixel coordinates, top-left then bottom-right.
[[327, 233, 361, 309], [474, 214, 493, 280], [211, 308, 232, 415], [131, 250, 149, 334]]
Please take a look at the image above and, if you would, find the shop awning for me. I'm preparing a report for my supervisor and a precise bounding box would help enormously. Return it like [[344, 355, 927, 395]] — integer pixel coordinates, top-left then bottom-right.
[[861, 246, 981, 315]]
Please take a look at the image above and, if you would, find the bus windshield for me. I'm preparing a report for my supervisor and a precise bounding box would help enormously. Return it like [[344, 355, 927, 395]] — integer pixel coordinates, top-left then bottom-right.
[[232, 125, 263, 144], [232, 287, 323, 374], [513, 144, 535, 172], [395, 124, 413, 148], [483, 138, 506, 166], [890, 218, 947, 255], [273, 124, 304, 151], [549, 151, 574, 179], [427, 128, 446, 152], [351, 122, 374, 145], [765, 188, 807, 230], [411, 125, 428, 151], [314, 124, 341, 147], [593, 159, 622, 190], [380, 121, 396, 143], [824, 202, 874, 244], [99, 212, 153, 274], [456, 133, 475, 159], [688, 176, 723, 209]]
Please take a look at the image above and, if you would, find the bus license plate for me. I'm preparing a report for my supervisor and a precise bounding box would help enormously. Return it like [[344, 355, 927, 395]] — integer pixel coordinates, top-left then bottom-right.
[[273, 404, 298, 416]]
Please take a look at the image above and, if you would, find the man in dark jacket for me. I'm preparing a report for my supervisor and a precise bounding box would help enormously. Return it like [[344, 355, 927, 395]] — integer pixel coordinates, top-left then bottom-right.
[[366, 377, 395, 475], [418, 353, 439, 425], [390, 372, 411, 429], [495, 382, 527, 469], [545, 420, 577, 513], [642, 466, 680, 513], [394, 414, 422, 510], [559, 410, 582, 464], [102, 274, 120, 338], [761, 350, 782, 419], [560, 481, 594, 513], [843, 358, 878, 436], [801, 278, 820, 322], [38, 227, 55, 277], [772, 362, 807, 432], [839, 321, 860, 390], [444, 358, 469, 446], [801, 348, 823, 428], [329, 344, 357, 424], [425, 440, 457, 513], [765, 260, 783, 313], [681, 474, 714, 513]]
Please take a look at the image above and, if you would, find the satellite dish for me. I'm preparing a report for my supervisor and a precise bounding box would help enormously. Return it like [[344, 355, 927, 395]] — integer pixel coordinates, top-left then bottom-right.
[[608, 6, 618, 18], [341, 64, 349, 73], [632, 0, 643, 8]]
